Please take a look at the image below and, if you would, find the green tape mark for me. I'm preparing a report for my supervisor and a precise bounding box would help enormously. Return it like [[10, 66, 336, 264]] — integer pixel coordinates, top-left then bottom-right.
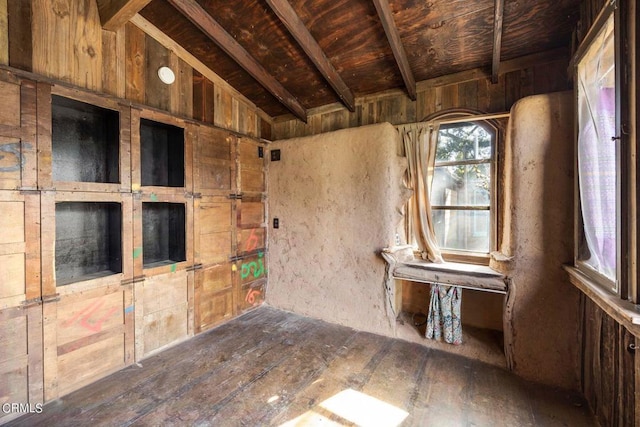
[[171, 263, 177, 273], [133, 247, 142, 259], [150, 193, 158, 202]]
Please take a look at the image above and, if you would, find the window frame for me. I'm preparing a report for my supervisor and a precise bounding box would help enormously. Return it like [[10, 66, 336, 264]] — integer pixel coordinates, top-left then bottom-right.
[[572, 0, 634, 301], [427, 113, 502, 265]]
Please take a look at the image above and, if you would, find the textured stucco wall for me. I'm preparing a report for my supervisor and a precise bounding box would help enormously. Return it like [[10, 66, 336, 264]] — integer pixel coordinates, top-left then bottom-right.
[[266, 123, 406, 335], [497, 91, 581, 390]]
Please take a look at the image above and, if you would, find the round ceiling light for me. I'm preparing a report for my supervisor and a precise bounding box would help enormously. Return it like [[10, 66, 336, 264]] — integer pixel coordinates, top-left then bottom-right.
[[157, 66, 176, 85]]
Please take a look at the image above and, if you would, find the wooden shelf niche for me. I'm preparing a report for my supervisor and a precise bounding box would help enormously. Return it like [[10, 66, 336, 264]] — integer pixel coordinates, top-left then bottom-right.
[[45, 86, 131, 193], [55, 201, 122, 285], [140, 118, 185, 188], [52, 96, 119, 184]]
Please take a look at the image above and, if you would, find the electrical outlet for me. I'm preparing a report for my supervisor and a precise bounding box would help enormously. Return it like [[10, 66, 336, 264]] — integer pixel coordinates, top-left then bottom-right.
[[273, 218, 279, 229], [271, 149, 281, 161]]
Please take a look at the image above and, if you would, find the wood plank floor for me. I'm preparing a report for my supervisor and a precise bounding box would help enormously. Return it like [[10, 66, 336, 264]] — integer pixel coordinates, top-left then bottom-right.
[[10, 306, 595, 426]]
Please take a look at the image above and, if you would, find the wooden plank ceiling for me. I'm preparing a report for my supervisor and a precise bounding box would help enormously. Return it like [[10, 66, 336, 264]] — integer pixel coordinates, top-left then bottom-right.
[[130, 0, 579, 121]]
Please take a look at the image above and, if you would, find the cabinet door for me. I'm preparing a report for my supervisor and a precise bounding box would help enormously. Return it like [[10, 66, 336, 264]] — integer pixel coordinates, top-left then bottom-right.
[[193, 127, 237, 332]]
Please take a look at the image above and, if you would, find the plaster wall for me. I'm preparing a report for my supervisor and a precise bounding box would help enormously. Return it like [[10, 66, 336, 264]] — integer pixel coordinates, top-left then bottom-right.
[[496, 91, 581, 390], [266, 123, 406, 335]]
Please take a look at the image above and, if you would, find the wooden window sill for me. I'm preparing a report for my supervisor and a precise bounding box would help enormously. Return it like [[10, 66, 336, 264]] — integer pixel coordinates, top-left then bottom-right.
[[564, 266, 640, 334]]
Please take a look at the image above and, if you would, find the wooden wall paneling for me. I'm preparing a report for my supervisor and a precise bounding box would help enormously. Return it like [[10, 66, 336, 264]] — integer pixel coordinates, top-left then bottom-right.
[[193, 126, 236, 196], [130, 107, 141, 193], [533, 59, 569, 95], [0, 305, 43, 424], [260, 117, 272, 141], [119, 104, 132, 192], [0, 192, 28, 309], [0, 0, 7, 66], [40, 190, 56, 298], [184, 122, 195, 194], [125, 22, 146, 104], [197, 195, 235, 266], [214, 85, 233, 131], [42, 298, 57, 401], [25, 304, 44, 412], [194, 263, 235, 333], [24, 193, 41, 302], [20, 79, 38, 190], [619, 325, 635, 426], [458, 80, 479, 110], [101, 26, 126, 99], [70, 0, 103, 91], [193, 125, 237, 333], [49, 282, 132, 398], [192, 70, 215, 124], [134, 270, 190, 359], [36, 82, 53, 191], [7, 0, 32, 72], [0, 77, 38, 190], [237, 253, 266, 313], [32, 0, 102, 91], [580, 295, 638, 426], [237, 137, 266, 313], [238, 137, 266, 194], [416, 88, 438, 121], [170, 54, 193, 118], [635, 335, 640, 427], [144, 34, 170, 112], [441, 84, 459, 110]]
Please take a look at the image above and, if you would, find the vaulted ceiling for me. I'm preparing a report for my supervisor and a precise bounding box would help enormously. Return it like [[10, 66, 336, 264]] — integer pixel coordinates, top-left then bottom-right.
[[99, 0, 581, 121]]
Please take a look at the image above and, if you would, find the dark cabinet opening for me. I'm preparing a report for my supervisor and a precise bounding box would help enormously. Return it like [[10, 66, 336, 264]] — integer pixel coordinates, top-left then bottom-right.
[[52, 96, 120, 183], [142, 202, 186, 267], [140, 119, 185, 187], [55, 202, 122, 285]]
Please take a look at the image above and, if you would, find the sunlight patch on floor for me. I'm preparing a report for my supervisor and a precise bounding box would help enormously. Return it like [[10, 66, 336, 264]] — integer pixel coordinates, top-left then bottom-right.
[[280, 388, 409, 427]]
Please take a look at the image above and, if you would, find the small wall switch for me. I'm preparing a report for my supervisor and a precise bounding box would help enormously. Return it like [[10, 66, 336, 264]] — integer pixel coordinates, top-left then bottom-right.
[[273, 218, 279, 229], [258, 146, 264, 158], [271, 149, 281, 161]]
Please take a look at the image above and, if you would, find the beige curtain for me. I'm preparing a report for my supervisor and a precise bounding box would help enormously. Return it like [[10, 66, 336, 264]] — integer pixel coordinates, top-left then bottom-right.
[[399, 124, 443, 263]]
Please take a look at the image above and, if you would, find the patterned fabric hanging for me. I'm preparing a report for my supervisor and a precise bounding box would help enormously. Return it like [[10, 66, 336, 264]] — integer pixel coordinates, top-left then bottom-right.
[[426, 284, 462, 345]]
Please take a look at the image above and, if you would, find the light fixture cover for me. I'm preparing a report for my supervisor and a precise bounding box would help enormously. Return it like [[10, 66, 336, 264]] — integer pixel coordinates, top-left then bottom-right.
[[157, 66, 176, 84]]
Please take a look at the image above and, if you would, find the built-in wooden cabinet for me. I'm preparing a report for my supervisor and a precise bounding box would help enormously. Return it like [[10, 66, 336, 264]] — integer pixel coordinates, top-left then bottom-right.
[[0, 70, 267, 422]]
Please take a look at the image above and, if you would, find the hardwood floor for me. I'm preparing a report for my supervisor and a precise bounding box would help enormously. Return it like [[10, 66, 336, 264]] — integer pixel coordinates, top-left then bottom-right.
[[10, 306, 595, 426]]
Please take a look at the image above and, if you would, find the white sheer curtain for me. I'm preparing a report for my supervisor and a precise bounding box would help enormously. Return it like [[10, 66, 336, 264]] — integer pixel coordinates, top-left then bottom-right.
[[399, 124, 444, 263]]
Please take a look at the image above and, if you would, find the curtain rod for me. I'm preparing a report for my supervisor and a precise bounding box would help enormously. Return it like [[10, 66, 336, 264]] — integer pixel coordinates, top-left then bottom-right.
[[396, 111, 510, 130]]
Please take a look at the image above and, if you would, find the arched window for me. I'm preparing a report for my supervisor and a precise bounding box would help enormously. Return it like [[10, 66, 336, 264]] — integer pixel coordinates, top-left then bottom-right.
[[422, 111, 500, 263], [431, 121, 495, 255]]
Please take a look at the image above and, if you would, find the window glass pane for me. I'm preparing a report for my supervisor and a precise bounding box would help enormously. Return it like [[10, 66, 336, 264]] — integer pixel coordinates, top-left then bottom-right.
[[435, 123, 492, 162], [432, 164, 491, 207], [433, 209, 490, 253], [577, 14, 617, 284]]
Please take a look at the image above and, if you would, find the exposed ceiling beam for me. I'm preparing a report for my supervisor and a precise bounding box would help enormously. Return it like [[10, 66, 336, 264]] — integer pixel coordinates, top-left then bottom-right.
[[264, 0, 355, 112], [491, 0, 505, 84], [97, 0, 153, 31], [372, 0, 416, 100], [167, 0, 307, 122]]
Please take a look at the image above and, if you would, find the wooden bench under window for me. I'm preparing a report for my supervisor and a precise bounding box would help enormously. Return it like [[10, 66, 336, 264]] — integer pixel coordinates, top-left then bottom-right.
[[381, 245, 514, 369]]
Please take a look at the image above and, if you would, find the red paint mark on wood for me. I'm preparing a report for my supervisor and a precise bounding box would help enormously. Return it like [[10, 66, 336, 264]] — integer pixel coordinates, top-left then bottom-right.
[[62, 299, 119, 332]]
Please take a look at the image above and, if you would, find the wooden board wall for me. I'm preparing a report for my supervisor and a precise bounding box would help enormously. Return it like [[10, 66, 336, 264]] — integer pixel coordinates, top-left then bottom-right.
[[580, 294, 637, 426], [1, 0, 270, 139], [272, 54, 569, 140], [0, 72, 43, 424]]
